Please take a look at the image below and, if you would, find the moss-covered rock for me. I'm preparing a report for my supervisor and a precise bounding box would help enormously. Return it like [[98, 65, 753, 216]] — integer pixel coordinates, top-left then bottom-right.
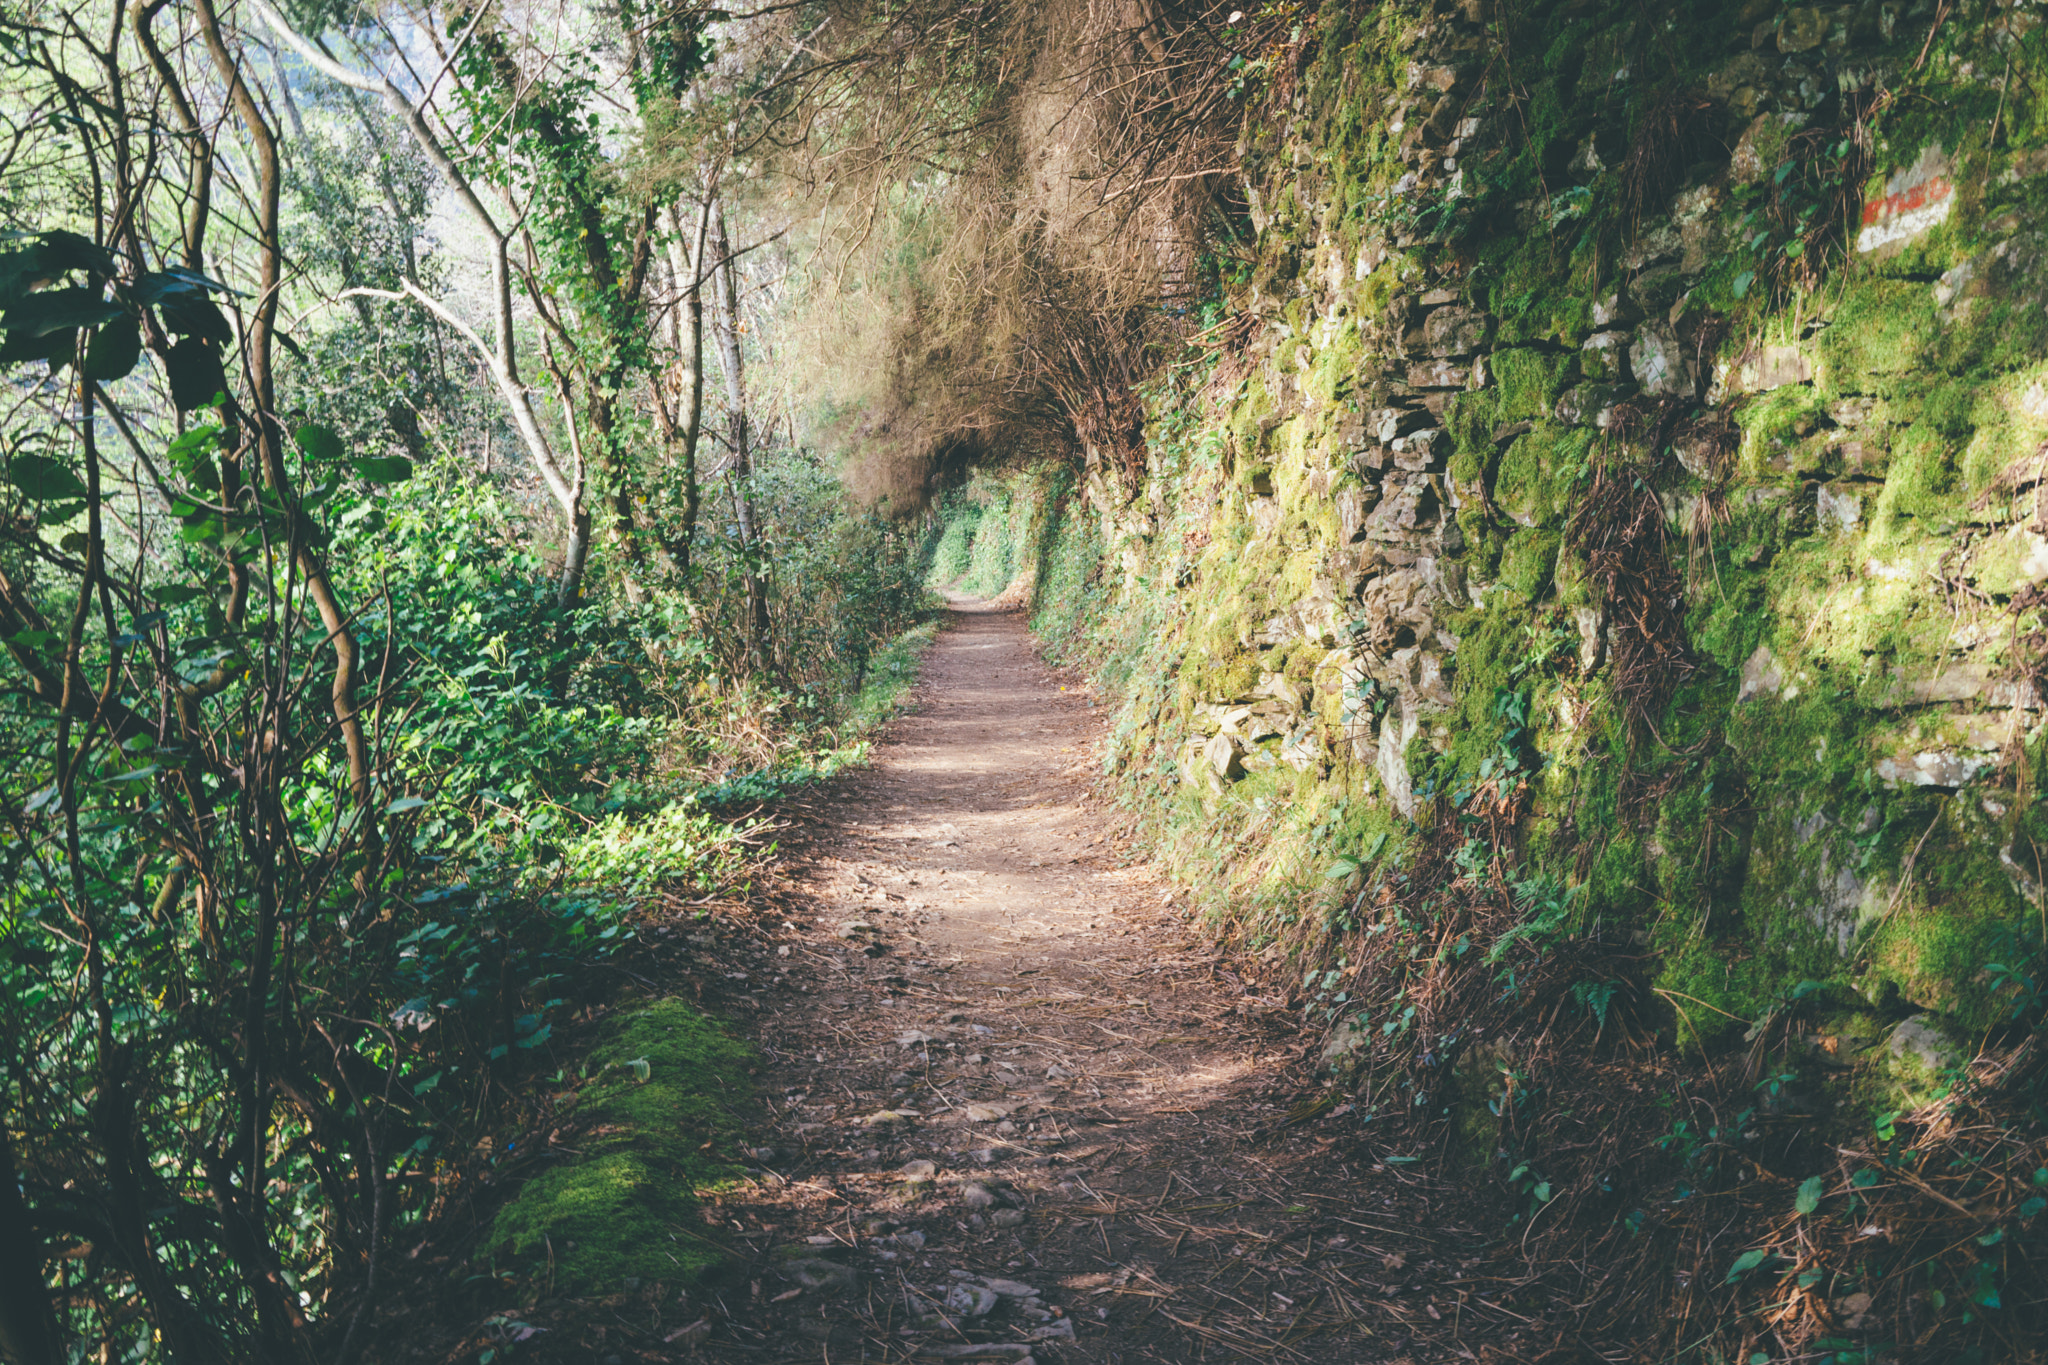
[[488, 999, 752, 1293]]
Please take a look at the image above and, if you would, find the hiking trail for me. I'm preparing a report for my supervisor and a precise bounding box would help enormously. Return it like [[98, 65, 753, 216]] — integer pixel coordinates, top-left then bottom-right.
[[691, 600, 1539, 1363]]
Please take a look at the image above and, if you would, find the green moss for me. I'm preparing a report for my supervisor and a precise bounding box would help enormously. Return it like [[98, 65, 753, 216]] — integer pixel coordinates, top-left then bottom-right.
[[1489, 348, 1576, 425], [1868, 424, 1959, 538], [1230, 373, 1277, 465], [1498, 529, 1561, 601], [1307, 322, 1363, 405], [945, 0, 2048, 1114], [489, 999, 752, 1292], [1856, 805, 2024, 1028], [1817, 280, 1942, 400], [1493, 422, 1590, 527], [1736, 385, 1828, 482]]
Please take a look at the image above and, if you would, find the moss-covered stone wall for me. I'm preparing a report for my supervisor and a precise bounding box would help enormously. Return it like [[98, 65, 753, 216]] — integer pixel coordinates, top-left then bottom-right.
[[1012, 0, 2048, 1114]]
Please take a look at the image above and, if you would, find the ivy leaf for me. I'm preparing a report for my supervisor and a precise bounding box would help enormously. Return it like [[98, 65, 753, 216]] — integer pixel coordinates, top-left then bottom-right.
[[35, 229, 115, 277], [0, 285, 121, 337], [132, 266, 236, 303], [164, 337, 226, 411], [165, 423, 223, 478], [352, 456, 413, 483], [0, 327, 73, 368], [0, 248, 48, 303], [295, 422, 345, 463], [1794, 1175, 1824, 1215], [1732, 271, 1756, 300], [84, 314, 141, 381], [6, 453, 88, 500], [157, 292, 233, 344], [1724, 1248, 1770, 1283]]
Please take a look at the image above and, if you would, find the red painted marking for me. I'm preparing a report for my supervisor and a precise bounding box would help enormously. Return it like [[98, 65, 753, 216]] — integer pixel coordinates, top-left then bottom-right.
[[1861, 175, 1953, 227]]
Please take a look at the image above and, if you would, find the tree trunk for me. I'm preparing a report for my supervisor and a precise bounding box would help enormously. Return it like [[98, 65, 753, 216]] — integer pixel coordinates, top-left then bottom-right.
[[0, 1126, 59, 1365], [709, 203, 771, 671]]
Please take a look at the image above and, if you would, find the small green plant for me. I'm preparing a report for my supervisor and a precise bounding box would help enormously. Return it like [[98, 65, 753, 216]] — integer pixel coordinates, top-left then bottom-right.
[[1505, 1158, 1555, 1218], [1487, 871, 1583, 965], [1571, 979, 1619, 1032], [1983, 922, 2048, 1023]]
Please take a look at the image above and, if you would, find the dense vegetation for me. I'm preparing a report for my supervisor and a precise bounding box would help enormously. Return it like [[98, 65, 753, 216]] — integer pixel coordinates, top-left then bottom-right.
[[0, 1, 940, 1357]]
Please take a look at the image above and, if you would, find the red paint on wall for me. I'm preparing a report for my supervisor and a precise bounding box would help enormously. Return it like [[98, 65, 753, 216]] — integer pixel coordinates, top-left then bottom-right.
[[1862, 175, 1954, 227]]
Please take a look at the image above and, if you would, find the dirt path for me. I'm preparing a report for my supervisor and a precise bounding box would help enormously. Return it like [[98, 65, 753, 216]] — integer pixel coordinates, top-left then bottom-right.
[[711, 602, 1500, 1364]]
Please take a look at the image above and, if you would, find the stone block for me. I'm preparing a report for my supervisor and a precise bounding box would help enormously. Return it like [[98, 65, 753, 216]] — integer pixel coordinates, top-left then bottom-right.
[[1554, 382, 1633, 428], [1203, 731, 1247, 782], [1252, 670, 1311, 715], [1744, 343, 1813, 391], [1422, 306, 1493, 357], [1816, 483, 1861, 532], [1279, 729, 1321, 773], [1406, 62, 1464, 93], [1834, 437, 1887, 478], [1884, 1015, 1966, 1107], [1580, 330, 1632, 382], [1590, 289, 1640, 328], [1573, 604, 1606, 672], [1406, 359, 1470, 388], [1875, 749, 1989, 789], [1336, 484, 1379, 543], [1777, 7, 1826, 52], [1373, 406, 1435, 442], [1629, 323, 1692, 397], [1738, 644, 1784, 701], [1390, 428, 1445, 471], [1376, 698, 1420, 816]]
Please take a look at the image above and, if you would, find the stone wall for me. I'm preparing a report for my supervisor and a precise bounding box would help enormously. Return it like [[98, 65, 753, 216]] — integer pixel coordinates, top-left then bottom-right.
[[1061, 0, 2048, 1089]]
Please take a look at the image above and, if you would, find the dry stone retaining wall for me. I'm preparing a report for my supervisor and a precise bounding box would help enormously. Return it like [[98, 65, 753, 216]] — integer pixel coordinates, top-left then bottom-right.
[[1064, 0, 2048, 1089]]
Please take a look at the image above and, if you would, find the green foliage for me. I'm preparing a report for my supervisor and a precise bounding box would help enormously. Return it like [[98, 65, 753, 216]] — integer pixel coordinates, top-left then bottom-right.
[[0, 9, 936, 1351], [930, 508, 983, 584]]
